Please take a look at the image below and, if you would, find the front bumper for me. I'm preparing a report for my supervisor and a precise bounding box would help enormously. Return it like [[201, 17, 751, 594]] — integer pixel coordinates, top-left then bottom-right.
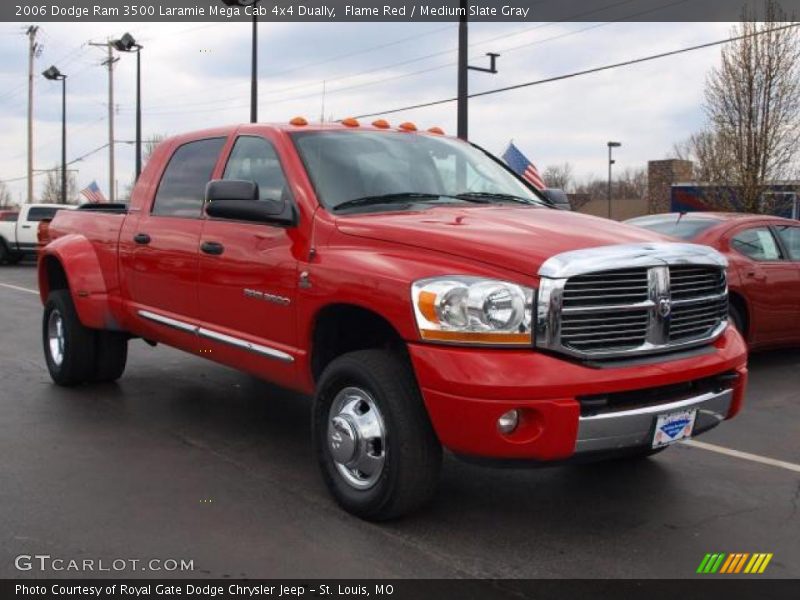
[[408, 326, 748, 461]]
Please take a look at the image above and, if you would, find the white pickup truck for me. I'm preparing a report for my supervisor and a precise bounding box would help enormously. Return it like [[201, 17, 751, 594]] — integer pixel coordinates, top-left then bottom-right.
[[0, 203, 75, 264]]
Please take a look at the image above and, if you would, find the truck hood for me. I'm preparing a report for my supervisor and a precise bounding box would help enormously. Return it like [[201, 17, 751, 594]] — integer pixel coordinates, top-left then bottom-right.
[[335, 205, 669, 276]]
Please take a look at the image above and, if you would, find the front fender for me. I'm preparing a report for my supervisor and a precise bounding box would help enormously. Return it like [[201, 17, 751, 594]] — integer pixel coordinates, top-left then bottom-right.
[[38, 234, 121, 330]]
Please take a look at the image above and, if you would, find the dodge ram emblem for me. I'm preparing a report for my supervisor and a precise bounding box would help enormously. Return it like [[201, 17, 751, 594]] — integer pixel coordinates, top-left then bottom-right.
[[657, 297, 672, 318]]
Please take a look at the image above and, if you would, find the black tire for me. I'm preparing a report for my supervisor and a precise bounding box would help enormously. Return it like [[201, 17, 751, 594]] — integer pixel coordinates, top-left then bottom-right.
[[42, 290, 97, 386], [6, 252, 23, 265], [0, 241, 8, 265], [91, 331, 128, 382], [729, 304, 745, 338], [313, 349, 442, 521]]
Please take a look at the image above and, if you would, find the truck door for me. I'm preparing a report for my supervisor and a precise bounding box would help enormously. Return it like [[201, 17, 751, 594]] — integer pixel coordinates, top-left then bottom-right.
[[126, 137, 227, 323], [196, 134, 300, 378]]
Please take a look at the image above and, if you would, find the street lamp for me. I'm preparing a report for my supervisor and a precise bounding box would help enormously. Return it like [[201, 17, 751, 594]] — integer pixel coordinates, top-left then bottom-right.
[[607, 141, 621, 219], [222, 0, 261, 123], [42, 65, 68, 205], [112, 32, 144, 182], [457, 0, 499, 140]]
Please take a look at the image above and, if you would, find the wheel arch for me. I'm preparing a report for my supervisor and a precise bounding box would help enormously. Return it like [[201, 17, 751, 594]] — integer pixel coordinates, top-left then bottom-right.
[[309, 303, 408, 383], [728, 289, 750, 341], [38, 235, 119, 330]]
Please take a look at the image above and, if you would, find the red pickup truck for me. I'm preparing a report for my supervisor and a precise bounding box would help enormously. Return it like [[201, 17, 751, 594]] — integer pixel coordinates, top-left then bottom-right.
[[39, 121, 748, 520]]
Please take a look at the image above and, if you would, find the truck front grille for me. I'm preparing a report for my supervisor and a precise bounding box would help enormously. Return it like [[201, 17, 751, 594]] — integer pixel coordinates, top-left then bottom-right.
[[536, 244, 730, 360]]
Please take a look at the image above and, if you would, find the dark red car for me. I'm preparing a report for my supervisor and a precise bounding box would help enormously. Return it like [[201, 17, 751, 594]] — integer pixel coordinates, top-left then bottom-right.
[[627, 212, 800, 349]]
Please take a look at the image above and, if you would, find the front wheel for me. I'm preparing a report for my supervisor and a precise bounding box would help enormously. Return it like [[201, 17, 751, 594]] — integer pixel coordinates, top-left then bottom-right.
[[313, 349, 442, 521]]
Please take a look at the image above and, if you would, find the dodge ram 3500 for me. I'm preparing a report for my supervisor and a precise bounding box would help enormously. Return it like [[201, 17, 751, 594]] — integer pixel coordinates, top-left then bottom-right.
[[39, 121, 748, 520]]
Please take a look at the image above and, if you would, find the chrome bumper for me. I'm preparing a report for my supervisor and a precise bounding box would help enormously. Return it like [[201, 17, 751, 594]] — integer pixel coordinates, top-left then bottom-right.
[[574, 388, 733, 454]]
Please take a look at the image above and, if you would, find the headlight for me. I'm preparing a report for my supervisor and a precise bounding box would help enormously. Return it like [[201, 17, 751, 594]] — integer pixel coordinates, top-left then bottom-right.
[[411, 276, 534, 345]]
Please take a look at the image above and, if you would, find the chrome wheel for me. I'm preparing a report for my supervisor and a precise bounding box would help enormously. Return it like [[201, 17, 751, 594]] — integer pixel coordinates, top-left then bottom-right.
[[327, 386, 386, 490], [47, 309, 65, 367]]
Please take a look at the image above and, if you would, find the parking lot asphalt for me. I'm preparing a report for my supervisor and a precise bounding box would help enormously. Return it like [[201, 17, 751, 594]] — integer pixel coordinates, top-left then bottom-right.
[[1, 263, 798, 579]]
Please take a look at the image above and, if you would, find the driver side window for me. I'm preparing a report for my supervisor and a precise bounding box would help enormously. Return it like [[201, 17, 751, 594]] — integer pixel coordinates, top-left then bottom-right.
[[223, 136, 292, 205]]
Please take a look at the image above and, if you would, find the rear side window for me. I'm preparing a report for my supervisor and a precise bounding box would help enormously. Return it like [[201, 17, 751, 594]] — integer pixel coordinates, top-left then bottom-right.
[[775, 225, 800, 260], [731, 227, 783, 260], [152, 137, 226, 217], [27, 207, 58, 221]]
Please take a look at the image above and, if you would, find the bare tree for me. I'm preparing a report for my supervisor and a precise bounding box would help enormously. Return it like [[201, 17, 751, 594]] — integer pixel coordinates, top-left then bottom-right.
[[542, 162, 574, 191], [671, 129, 737, 183], [703, 1, 800, 212], [40, 168, 78, 204], [0, 180, 12, 208]]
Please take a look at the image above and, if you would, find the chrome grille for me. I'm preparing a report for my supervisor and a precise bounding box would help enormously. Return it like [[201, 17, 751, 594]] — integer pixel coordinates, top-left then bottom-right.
[[562, 268, 649, 307], [536, 243, 729, 360]]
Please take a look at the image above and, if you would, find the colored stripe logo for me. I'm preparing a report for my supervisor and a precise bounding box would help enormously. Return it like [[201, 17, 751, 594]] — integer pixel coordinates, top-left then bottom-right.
[[697, 553, 773, 574]]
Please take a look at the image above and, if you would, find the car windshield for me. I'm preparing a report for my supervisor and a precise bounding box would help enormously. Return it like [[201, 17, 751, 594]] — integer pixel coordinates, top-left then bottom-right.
[[291, 130, 544, 212], [626, 215, 722, 240]]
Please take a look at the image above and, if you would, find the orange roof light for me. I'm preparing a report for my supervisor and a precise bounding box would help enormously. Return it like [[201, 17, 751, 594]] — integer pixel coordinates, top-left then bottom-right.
[[290, 116, 308, 126], [341, 117, 360, 127], [427, 126, 445, 135], [398, 122, 417, 132], [372, 119, 391, 129]]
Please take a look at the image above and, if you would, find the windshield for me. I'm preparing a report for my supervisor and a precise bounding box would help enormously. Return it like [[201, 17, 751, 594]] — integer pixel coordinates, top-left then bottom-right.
[[291, 130, 543, 212], [626, 215, 722, 240]]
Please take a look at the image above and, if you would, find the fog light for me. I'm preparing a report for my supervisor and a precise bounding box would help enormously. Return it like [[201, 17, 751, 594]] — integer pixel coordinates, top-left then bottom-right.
[[497, 409, 519, 434]]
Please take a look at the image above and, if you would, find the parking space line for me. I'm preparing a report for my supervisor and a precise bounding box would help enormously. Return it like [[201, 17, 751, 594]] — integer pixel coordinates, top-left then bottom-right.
[[682, 439, 800, 474], [0, 282, 39, 295]]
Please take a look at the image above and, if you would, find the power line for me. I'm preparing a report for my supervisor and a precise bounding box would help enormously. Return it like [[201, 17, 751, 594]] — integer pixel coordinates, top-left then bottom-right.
[[351, 23, 800, 120], [1, 140, 135, 183], [125, 0, 687, 117]]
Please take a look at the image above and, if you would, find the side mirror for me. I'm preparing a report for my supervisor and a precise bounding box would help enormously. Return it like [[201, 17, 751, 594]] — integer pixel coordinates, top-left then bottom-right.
[[541, 188, 572, 211], [205, 179, 296, 226]]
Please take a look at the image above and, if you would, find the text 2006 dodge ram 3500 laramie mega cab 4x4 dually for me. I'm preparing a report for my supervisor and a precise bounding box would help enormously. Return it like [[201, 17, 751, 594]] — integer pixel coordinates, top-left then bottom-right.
[[39, 120, 748, 520]]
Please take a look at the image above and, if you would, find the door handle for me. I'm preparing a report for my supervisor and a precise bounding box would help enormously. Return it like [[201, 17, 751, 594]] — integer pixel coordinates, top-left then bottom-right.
[[200, 241, 225, 256], [21, 225, 31, 229], [133, 233, 151, 245]]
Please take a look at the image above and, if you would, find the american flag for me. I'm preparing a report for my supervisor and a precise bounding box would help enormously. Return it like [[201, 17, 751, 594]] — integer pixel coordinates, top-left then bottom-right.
[[80, 181, 107, 204], [502, 142, 546, 190]]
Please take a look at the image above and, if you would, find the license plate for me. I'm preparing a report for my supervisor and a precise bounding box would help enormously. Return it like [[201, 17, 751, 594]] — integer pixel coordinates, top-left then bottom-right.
[[652, 409, 697, 448]]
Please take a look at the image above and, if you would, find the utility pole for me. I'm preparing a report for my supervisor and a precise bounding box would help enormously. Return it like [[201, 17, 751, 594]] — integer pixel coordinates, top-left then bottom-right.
[[90, 41, 118, 202], [26, 26, 40, 204]]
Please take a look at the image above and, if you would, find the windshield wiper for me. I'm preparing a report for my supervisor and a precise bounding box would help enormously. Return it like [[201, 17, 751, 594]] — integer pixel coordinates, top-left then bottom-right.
[[333, 193, 442, 212], [454, 192, 545, 206]]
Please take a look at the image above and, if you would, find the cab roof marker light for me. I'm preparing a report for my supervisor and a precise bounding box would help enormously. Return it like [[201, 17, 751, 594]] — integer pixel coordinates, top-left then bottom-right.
[[341, 117, 360, 127], [398, 122, 417, 132], [290, 116, 308, 126], [372, 119, 391, 129], [427, 126, 445, 135]]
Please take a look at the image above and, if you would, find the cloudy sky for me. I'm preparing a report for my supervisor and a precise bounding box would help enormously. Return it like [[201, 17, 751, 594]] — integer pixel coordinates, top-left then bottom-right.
[[0, 18, 733, 203]]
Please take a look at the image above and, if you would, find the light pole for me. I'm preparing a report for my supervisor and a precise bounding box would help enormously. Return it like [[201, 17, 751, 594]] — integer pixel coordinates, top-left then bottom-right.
[[607, 141, 621, 219], [112, 33, 143, 181], [456, 0, 500, 140], [222, 0, 261, 123], [43, 65, 67, 205]]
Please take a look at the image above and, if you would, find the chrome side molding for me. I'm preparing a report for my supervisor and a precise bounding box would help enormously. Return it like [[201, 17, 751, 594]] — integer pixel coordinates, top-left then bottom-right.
[[137, 309, 294, 363]]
